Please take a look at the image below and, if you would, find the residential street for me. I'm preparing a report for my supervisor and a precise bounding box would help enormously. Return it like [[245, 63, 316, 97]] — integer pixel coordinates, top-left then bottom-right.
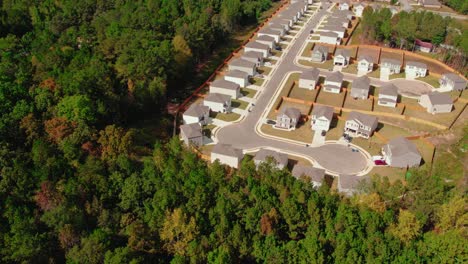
[[214, 2, 373, 176]]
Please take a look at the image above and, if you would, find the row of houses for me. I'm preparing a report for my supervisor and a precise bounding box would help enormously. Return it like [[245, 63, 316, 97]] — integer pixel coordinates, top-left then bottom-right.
[[317, 9, 353, 45]]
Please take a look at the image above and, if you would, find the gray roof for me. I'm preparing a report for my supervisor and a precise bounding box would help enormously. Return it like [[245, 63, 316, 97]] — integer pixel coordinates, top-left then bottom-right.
[[352, 76, 370, 90], [313, 45, 329, 55], [381, 58, 401, 66], [258, 27, 281, 36], [347, 111, 378, 127], [243, 51, 263, 60], [312, 105, 334, 120], [406, 61, 427, 69], [384, 137, 420, 158], [327, 71, 344, 83], [425, 92, 453, 105], [269, 23, 286, 31], [211, 79, 240, 90], [339, 174, 368, 190], [300, 68, 320, 81], [320, 31, 339, 38], [292, 165, 325, 183], [442, 73, 467, 84], [422, 0, 441, 6], [254, 149, 288, 166], [204, 93, 231, 103], [358, 54, 374, 63], [184, 103, 209, 118], [379, 83, 398, 97], [212, 144, 243, 158], [268, 18, 290, 26], [322, 25, 346, 33], [245, 41, 269, 50], [280, 107, 301, 119], [225, 70, 249, 79], [180, 123, 202, 138], [230, 58, 256, 68], [335, 48, 351, 58], [256, 35, 276, 42]]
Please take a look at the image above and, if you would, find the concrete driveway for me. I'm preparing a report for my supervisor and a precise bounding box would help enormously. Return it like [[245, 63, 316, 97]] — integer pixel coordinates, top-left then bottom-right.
[[214, 2, 372, 176]]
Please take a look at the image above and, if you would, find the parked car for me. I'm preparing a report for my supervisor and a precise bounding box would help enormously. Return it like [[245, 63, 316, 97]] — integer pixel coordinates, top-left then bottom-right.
[[321, 130, 326, 136], [275, 46, 282, 51], [374, 160, 387, 166], [266, 120, 276, 125]]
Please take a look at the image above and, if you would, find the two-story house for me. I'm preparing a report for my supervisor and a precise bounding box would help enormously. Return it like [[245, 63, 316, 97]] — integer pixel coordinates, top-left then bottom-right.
[[311, 105, 334, 131], [344, 111, 379, 139]]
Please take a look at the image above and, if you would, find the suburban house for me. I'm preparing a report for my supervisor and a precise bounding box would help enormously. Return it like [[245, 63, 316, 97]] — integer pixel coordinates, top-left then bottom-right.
[[179, 123, 203, 147], [292, 165, 326, 188], [224, 70, 250, 88], [203, 93, 231, 113], [319, 32, 340, 45], [318, 25, 346, 39], [229, 58, 256, 76], [278, 10, 298, 24], [311, 105, 334, 131], [405, 61, 427, 79], [254, 149, 288, 170], [353, 3, 365, 17], [357, 55, 374, 75], [323, 71, 344, 94], [344, 111, 379, 139], [378, 83, 399, 108], [418, 92, 453, 114], [382, 137, 422, 168], [268, 18, 291, 31], [209, 79, 240, 99], [311, 45, 329, 63], [298, 68, 320, 90], [269, 23, 287, 36], [183, 103, 210, 125], [243, 51, 264, 67], [380, 58, 402, 80], [333, 48, 351, 68], [255, 35, 276, 49], [418, 0, 442, 8], [339, 0, 350, 10], [439, 73, 467, 91], [327, 18, 350, 29], [276, 107, 301, 130], [257, 27, 282, 43], [414, 39, 434, 53], [244, 41, 270, 58], [350, 76, 371, 99], [331, 10, 354, 20], [211, 144, 244, 169], [338, 174, 369, 196]]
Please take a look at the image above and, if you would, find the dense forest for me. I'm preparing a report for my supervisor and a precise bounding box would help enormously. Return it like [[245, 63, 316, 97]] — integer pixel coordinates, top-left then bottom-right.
[[0, 0, 467, 263], [441, 0, 468, 14], [359, 8, 467, 72]]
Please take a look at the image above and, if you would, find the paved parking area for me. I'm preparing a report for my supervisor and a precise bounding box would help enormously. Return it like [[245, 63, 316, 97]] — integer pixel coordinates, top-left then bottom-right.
[[390, 79, 434, 97]]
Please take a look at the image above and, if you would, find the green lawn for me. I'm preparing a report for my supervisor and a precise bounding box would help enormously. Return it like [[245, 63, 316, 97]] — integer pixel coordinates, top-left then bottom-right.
[[389, 72, 406, 80], [404, 101, 465, 127], [203, 124, 217, 138], [310, 36, 320, 41], [301, 42, 314, 57], [298, 59, 334, 70], [232, 99, 249, 110], [325, 116, 346, 141], [210, 112, 241, 122], [269, 73, 302, 117], [251, 77, 264, 86], [316, 89, 346, 108], [261, 123, 313, 143], [343, 96, 373, 111], [271, 50, 283, 57], [341, 64, 358, 74], [416, 75, 441, 88], [258, 66, 273, 75], [241, 87, 257, 98], [289, 85, 319, 102]]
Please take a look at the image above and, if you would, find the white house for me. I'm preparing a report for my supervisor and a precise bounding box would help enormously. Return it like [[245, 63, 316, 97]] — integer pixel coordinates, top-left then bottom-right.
[[405, 61, 427, 79], [254, 149, 288, 170], [203, 93, 231, 113], [344, 111, 378, 139], [244, 41, 270, 58], [382, 137, 422, 168], [339, 0, 350, 10], [276, 107, 301, 130], [183, 103, 210, 125], [180, 123, 203, 147], [292, 165, 326, 188], [242, 51, 264, 67], [333, 48, 351, 67], [257, 27, 282, 43], [327, 18, 350, 29], [323, 71, 343, 94], [211, 144, 244, 169], [299, 68, 320, 90], [268, 18, 291, 31], [224, 70, 249, 88], [439, 73, 467, 91], [418, 92, 453, 114], [350, 76, 371, 99], [380, 58, 402, 80], [268, 23, 287, 36], [353, 3, 365, 17], [311, 105, 334, 131], [318, 25, 346, 39], [357, 55, 374, 75], [378, 83, 399, 108], [319, 32, 340, 45], [229, 58, 257, 76], [255, 35, 276, 49], [210, 79, 240, 99], [311, 45, 329, 63]]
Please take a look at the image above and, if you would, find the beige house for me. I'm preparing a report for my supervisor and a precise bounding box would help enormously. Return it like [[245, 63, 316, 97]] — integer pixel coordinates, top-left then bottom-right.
[[224, 70, 250, 88], [256, 35, 276, 49], [311, 45, 329, 63], [439, 73, 467, 91], [183, 103, 210, 125], [180, 123, 203, 147], [209, 79, 241, 99], [323, 71, 344, 94], [243, 51, 264, 67], [357, 55, 374, 75], [405, 61, 427, 79], [380, 58, 402, 80], [229, 58, 257, 76], [350, 76, 371, 99], [344, 111, 378, 139], [276, 107, 301, 130], [333, 48, 351, 68], [311, 105, 334, 131], [382, 137, 422, 168], [257, 27, 282, 42], [244, 41, 270, 58], [319, 32, 340, 45], [204, 93, 231, 113], [299, 68, 320, 90], [418, 92, 453, 114], [211, 144, 244, 169], [378, 83, 399, 108]]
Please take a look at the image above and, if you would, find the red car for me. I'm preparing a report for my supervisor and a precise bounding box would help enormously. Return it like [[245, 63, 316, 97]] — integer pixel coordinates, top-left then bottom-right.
[[374, 160, 387, 166]]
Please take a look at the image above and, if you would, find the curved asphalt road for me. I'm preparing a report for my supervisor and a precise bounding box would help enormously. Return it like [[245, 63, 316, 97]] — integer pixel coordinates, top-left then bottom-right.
[[215, 2, 372, 176]]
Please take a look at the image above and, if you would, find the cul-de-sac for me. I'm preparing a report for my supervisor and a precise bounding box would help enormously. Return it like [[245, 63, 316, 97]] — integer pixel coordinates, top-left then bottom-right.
[[180, 0, 467, 195]]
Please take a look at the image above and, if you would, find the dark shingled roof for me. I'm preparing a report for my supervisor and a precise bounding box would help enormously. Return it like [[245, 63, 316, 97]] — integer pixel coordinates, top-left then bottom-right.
[[254, 149, 288, 167], [312, 105, 334, 121], [379, 83, 399, 97], [184, 103, 209, 118], [292, 165, 326, 183], [300, 68, 320, 81], [180, 123, 202, 138], [210, 79, 240, 90], [212, 144, 243, 158]]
